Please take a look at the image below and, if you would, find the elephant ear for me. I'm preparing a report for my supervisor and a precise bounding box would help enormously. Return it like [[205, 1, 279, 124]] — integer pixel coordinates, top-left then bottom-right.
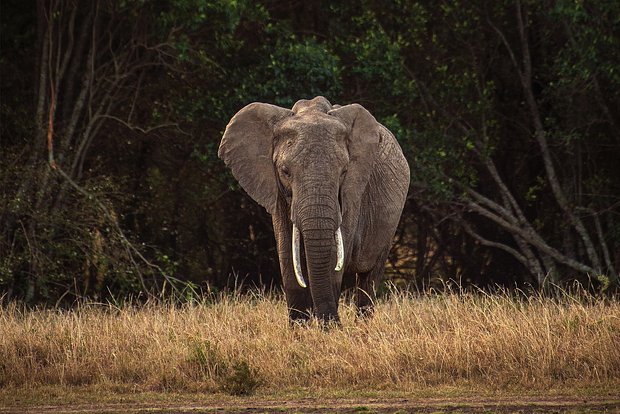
[[218, 103, 293, 215], [328, 104, 381, 221]]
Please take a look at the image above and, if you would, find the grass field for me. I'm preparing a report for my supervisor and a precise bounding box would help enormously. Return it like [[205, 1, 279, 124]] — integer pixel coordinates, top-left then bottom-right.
[[1, 289, 619, 411]]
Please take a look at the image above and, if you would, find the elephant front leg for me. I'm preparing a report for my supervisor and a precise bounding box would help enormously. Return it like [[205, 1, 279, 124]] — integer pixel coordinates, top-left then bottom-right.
[[272, 213, 312, 324], [281, 249, 313, 324], [285, 283, 313, 324]]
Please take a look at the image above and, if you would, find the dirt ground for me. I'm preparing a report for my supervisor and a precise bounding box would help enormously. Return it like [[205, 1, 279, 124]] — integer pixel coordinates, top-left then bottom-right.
[[2, 395, 620, 413]]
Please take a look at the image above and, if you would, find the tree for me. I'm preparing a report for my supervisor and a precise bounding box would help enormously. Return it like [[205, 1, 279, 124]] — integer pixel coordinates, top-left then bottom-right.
[[377, 0, 619, 287], [1, 0, 203, 301]]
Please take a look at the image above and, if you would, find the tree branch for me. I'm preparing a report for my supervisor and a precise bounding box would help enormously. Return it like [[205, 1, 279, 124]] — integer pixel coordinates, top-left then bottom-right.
[[460, 220, 528, 267], [466, 200, 596, 275], [96, 114, 184, 135]]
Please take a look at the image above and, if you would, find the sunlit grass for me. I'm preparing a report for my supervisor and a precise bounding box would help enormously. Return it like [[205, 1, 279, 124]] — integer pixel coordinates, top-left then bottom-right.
[[1, 288, 619, 394]]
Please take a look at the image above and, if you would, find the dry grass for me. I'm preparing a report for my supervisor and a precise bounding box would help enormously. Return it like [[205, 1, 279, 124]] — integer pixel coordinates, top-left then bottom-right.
[[1, 289, 619, 395]]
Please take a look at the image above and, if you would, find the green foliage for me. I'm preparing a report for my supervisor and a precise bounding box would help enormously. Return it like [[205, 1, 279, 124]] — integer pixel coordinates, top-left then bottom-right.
[[220, 359, 262, 396], [262, 37, 342, 107], [188, 340, 261, 395]]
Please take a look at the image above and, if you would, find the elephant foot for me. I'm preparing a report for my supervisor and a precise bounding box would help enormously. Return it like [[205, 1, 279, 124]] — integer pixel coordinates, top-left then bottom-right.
[[356, 304, 375, 319], [288, 307, 311, 326], [316, 312, 341, 330], [289, 308, 341, 329]]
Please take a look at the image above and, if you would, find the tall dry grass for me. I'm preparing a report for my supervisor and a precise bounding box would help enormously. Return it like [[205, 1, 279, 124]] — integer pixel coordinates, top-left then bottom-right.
[[1, 289, 619, 393]]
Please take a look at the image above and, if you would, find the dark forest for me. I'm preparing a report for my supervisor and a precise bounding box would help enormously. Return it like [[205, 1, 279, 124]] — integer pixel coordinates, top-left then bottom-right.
[[1, 0, 619, 305]]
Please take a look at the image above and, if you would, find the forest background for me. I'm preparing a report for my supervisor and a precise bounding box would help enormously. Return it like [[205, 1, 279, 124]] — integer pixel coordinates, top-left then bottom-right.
[[1, 0, 619, 305]]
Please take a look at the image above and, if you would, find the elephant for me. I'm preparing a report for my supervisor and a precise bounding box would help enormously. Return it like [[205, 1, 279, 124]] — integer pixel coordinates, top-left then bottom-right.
[[218, 96, 410, 324]]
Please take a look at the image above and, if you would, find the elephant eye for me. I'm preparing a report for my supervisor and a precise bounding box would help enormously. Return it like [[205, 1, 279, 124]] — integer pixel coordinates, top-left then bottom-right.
[[281, 165, 291, 178]]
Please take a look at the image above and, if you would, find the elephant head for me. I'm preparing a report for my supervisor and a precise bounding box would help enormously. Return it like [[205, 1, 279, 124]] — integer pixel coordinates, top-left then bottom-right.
[[218, 96, 381, 322]]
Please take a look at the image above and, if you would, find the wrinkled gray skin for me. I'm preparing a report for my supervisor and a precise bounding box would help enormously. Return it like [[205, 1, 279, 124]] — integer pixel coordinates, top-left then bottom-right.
[[218, 96, 409, 324]]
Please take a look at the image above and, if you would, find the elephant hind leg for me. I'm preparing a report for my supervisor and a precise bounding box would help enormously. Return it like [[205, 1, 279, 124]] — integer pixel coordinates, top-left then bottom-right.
[[355, 275, 376, 318], [355, 252, 389, 318]]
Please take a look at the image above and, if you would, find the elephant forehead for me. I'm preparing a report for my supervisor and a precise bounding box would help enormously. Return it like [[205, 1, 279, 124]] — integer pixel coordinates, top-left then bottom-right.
[[292, 96, 332, 113], [276, 113, 347, 139]]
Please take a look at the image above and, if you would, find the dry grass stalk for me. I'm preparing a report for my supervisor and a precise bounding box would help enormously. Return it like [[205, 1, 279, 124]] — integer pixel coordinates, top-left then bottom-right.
[[1, 290, 618, 393]]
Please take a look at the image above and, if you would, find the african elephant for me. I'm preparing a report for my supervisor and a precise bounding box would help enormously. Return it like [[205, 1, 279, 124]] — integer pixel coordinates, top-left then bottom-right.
[[218, 96, 409, 324]]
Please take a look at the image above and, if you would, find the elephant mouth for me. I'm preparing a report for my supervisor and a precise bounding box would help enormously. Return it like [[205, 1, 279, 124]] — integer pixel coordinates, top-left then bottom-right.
[[292, 224, 344, 288]]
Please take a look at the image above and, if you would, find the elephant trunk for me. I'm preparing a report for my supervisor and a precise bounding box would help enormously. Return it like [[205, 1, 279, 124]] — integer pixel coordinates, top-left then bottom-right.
[[302, 221, 340, 323], [292, 225, 343, 289], [292, 186, 342, 323]]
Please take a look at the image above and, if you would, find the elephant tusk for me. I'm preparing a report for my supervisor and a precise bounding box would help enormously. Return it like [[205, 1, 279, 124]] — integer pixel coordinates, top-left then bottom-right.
[[335, 227, 344, 272], [292, 224, 307, 288]]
